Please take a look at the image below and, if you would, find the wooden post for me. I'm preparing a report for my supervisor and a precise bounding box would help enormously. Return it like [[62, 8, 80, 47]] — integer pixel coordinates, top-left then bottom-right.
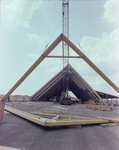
[[0, 101, 5, 125], [106, 94, 108, 104], [116, 98, 117, 106]]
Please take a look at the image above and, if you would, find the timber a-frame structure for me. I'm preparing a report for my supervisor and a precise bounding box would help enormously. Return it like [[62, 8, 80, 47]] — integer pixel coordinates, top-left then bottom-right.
[[1, 34, 119, 103], [31, 64, 102, 102]]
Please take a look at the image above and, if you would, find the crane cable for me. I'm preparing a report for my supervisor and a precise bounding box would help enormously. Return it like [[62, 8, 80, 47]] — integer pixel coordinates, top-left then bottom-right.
[[69, 26, 84, 53], [43, 18, 62, 53]]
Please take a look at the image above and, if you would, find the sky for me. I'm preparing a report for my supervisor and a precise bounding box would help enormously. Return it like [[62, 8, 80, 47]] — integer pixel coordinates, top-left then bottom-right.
[[0, 0, 119, 97]]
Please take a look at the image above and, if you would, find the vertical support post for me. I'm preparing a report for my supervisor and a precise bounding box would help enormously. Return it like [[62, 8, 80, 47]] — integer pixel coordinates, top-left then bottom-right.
[[106, 94, 108, 104], [116, 98, 117, 107], [0, 101, 5, 125]]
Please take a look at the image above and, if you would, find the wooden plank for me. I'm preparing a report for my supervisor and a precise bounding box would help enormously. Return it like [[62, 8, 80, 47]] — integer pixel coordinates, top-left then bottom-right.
[[45, 56, 81, 58], [97, 116, 119, 123], [0, 146, 21, 150], [31, 112, 95, 120], [20, 102, 31, 106], [5, 103, 13, 106], [52, 115, 60, 120], [54, 106, 68, 110], [5, 106, 118, 127], [101, 123, 119, 127], [41, 110, 69, 114], [0, 102, 5, 125]]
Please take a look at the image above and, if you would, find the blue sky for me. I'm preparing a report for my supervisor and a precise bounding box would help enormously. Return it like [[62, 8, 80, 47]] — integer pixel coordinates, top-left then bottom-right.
[[0, 0, 119, 97]]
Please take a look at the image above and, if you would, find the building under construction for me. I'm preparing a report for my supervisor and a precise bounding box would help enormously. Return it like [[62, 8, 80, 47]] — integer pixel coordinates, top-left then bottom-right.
[[31, 64, 119, 102], [0, 1, 119, 150]]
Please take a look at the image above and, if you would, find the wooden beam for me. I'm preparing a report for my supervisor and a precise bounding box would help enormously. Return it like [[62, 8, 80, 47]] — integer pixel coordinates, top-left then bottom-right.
[[97, 116, 119, 123], [54, 106, 68, 110], [0, 146, 21, 150], [101, 123, 119, 127], [5, 106, 119, 127], [20, 102, 31, 106], [2, 33, 119, 102], [41, 110, 69, 114], [1, 34, 62, 101], [31, 112, 94, 120], [44, 56, 82, 58], [62, 34, 119, 93], [0, 102, 5, 125]]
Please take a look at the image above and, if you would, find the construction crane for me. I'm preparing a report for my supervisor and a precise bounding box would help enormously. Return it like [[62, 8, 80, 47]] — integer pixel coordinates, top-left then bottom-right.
[[62, 0, 69, 68], [60, 0, 72, 105]]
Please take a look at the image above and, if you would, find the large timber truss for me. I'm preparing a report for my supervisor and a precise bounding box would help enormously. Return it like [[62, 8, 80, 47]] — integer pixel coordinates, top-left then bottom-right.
[[1, 34, 119, 102]]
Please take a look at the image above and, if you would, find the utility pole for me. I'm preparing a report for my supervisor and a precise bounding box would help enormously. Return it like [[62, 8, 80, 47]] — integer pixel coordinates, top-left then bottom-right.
[[62, 0, 69, 93]]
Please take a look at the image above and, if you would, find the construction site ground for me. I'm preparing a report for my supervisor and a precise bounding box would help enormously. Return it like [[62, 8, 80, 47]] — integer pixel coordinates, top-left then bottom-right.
[[0, 101, 119, 150]]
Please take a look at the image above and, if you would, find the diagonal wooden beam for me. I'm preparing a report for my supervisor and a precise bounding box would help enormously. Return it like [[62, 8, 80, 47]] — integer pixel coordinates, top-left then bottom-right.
[[2, 33, 118, 101], [1, 34, 62, 101], [61, 34, 119, 93]]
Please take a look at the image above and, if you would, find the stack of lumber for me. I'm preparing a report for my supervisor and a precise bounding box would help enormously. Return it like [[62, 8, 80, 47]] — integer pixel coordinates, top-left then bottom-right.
[[85, 102, 112, 111], [99, 116, 119, 127]]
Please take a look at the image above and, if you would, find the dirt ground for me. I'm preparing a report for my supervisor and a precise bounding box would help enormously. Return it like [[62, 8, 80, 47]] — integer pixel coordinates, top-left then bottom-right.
[[0, 101, 119, 150]]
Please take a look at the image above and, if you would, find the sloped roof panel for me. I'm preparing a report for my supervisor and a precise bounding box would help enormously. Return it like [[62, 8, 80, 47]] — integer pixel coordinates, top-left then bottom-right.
[[31, 64, 102, 102]]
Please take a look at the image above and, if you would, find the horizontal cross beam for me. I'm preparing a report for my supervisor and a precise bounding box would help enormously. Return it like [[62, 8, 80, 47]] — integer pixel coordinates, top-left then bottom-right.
[[43, 56, 84, 58]]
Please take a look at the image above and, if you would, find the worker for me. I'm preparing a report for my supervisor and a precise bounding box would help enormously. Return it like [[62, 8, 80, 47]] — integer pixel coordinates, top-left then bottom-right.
[[8, 96, 10, 102]]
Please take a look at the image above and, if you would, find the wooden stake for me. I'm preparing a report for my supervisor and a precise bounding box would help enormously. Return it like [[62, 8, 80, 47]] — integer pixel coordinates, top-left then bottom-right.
[[0, 101, 5, 125]]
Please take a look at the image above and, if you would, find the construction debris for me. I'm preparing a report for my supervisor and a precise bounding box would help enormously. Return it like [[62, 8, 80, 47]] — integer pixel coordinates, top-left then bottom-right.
[[4, 111, 11, 115], [4, 106, 119, 127]]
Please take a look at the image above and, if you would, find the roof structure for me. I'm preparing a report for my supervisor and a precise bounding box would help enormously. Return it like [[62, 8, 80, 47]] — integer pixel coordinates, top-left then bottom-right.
[[96, 91, 119, 99], [1, 34, 119, 101], [31, 64, 102, 102]]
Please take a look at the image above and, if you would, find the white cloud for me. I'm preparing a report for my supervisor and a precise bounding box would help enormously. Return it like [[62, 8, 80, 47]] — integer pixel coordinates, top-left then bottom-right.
[[27, 33, 46, 44], [6, 0, 42, 28], [79, 25, 119, 75], [102, 0, 119, 26], [73, 0, 119, 93], [77, 0, 119, 84]]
